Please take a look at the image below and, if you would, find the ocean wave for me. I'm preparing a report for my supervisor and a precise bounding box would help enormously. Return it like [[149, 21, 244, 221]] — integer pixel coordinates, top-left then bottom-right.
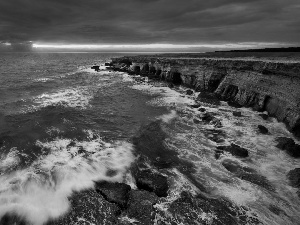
[[0, 132, 135, 225]]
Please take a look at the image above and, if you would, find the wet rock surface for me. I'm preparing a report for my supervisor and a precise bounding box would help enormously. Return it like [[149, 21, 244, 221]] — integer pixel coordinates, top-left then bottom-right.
[[156, 191, 260, 225], [276, 137, 300, 158], [233, 111, 242, 117], [47, 190, 121, 225], [217, 144, 249, 158], [257, 125, 269, 134], [95, 181, 131, 208], [134, 169, 169, 197], [132, 121, 206, 192], [125, 190, 159, 225], [222, 159, 274, 191]]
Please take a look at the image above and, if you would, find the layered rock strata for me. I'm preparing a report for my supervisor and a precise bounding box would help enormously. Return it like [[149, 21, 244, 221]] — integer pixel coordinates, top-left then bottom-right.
[[111, 56, 300, 138]]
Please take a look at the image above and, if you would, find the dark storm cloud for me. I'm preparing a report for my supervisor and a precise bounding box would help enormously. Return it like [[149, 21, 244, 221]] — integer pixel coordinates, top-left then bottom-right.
[[0, 0, 299, 45]]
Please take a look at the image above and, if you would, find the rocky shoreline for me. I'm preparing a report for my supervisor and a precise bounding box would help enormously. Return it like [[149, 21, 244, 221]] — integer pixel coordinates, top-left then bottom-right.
[[2, 55, 300, 225], [110, 56, 300, 139]]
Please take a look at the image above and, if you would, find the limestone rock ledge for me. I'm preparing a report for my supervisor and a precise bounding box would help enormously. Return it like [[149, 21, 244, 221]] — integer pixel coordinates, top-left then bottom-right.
[[111, 56, 300, 138]]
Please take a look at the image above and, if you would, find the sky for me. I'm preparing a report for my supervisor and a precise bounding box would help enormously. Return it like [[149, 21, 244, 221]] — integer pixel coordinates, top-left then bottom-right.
[[0, 0, 299, 52]]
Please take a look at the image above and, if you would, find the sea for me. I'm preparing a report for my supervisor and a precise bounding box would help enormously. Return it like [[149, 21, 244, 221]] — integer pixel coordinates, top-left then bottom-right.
[[0, 52, 299, 225]]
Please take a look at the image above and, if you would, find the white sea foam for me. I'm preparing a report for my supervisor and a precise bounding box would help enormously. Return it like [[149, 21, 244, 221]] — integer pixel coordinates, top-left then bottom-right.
[[24, 87, 93, 112], [158, 110, 177, 123], [131, 84, 195, 107], [0, 149, 21, 172], [0, 133, 135, 225]]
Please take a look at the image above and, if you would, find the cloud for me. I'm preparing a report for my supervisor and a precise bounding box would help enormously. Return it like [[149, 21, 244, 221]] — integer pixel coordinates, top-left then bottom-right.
[[0, 0, 299, 46]]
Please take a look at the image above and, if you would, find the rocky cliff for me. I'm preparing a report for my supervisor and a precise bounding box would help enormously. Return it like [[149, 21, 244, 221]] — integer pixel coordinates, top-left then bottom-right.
[[111, 56, 300, 138]]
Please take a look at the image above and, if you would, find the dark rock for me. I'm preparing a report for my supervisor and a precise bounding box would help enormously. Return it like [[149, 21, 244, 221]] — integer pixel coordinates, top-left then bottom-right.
[[257, 125, 269, 134], [132, 121, 206, 192], [287, 168, 300, 188], [276, 137, 300, 158], [186, 89, 194, 95], [228, 101, 243, 108], [193, 118, 201, 124], [126, 190, 158, 225], [259, 114, 269, 120], [168, 83, 174, 88], [77, 146, 86, 154], [0, 214, 27, 225], [269, 205, 284, 215], [94, 181, 131, 208], [238, 173, 275, 191], [197, 92, 220, 105], [233, 111, 242, 117], [222, 160, 274, 191], [105, 62, 111, 66], [91, 65, 100, 71], [201, 112, 215, 122], [47, 190, 120, 225], [276, 137, 295, 150], [198, 107, 206, 112], [135, 170, 168, 197], [67, 141, 76, 148], [159, 191, 260, 225], [217, 144, 249, 158], [190, 104, 201, 108], [211, 118, 223, 128]]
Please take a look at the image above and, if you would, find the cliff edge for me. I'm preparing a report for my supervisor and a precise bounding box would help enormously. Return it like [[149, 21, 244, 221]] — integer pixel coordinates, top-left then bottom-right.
[[111, 56, 300, 138]]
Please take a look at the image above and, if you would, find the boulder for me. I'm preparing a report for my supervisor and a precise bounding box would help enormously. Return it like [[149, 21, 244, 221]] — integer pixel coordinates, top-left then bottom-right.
[[201, 112, 215, 123], [257, 125, 269, 134], [276, 137, 295, 150], [198, 107, 206, 112], [217, 144, 249, 158], [197, 92, 220, 105], [222, 159, 274, 191], [126, 190, 158, 225], [134, 170, 168, 197], [259, 114, 269, 120], [232, 111, 242, 117], [287, 168, 300, 188], [276, 137, 300, 158], [193, 118, 201, 124], [186, 89, 194, 95], [190, 104, 201, 108], [94, 181, 131, 208], [91, 65, 100, 71]]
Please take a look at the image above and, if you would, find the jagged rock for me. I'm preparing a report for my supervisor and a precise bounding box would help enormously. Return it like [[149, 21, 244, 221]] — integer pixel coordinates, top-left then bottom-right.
[[211, 118, 223, 128], [201, 112, 215, 122], [47, 190, 120, 225], [190, 104, 201, 108], [233, 111, 242, 117], [134, 170, 168, 197], [186, 89, 194, 95], [193, 118, 201, 124], [276, 137, 295, 149], [257, 125, 269, 134], [94, 181, 131, 208], [217, 144, 249, 158], [287, 168, 300, 188], [259, 114, 269, 120], [125, 190, 158, 225], [222, 159, 274, 191], [206, 129, 226, 143], [276, 137, 300, 158], [159, 191, 260, 225], [168, 83, 174, 88], [238, 173, 275, 191], [197, 92, 220, 105], [91, 65, 100, 71], [132, 121, 206, 192]]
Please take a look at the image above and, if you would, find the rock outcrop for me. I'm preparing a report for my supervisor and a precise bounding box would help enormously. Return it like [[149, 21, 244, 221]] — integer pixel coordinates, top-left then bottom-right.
[[111, 56, 300, 138]]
